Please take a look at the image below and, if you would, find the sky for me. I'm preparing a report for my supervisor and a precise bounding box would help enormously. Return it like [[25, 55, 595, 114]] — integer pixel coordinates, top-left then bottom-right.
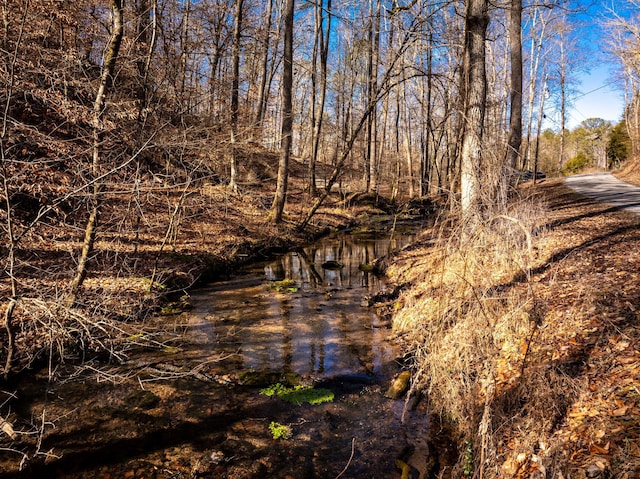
[[543, 0, 629, 130], [565, 64, 625, 129], [565, 0, 634, 129]]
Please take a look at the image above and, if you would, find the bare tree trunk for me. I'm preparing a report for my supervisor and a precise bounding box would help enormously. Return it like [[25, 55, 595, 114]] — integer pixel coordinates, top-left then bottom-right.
[[523, 7, 546, 170], [308, 1, 319, 195], [505, 0, 522, 169], [1, 148, 15, 379], [135, 0, 157, 137], [178, 0, 191, 120], [255, 0, 273, 128], [370, 0, 381, 193], [1, 86, 16, 380], [309, 0, 331, 197], [533, 74, 547, 183], [364, 0, 380, 192], [2, 4, 28, 377], [229, 0, 244, 193], [68, 0, 124, 301], [460, 0, 489, 220], [421, 29, 433, 197], [401, 66, 415, 198], [559, 39, 566, 175], [268, 0, 294, 223]]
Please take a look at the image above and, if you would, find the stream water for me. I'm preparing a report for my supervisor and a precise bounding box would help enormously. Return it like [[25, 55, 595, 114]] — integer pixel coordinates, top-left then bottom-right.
[[187, 226, 415, 379], [3, 222, 436, 479]]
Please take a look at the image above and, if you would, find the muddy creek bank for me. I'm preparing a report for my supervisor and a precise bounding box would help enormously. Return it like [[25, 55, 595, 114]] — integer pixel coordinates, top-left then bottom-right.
[[1, 223, 436, 479]]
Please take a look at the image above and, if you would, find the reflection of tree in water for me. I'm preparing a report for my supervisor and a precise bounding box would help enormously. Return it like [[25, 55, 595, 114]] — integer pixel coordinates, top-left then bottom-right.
[[268, 256, 286, 281], [295, 248, 323, 286], [308, 310, 327, 374], [335, 302, 375, 374], [195, 229, 420, 376], [279, 298, 293, 373]]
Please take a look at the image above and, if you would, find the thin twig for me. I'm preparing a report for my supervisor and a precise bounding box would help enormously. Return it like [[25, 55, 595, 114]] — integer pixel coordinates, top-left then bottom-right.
[[334, 437, 356, 479]]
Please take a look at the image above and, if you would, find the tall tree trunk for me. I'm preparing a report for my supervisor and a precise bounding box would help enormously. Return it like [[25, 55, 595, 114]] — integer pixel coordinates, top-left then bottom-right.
[[255, 0, 273, 128], [308, 0, 319, 195], [523, 7, 546, 170], [370, 0, 381, 193], [533, 74, 547, 183], [229, 0, 244, 193], [178, 0, 191, 120], [1, 1, 28, 378], [68, 0, 124, 301], [460, 0, 489, 220], [135, 0, 157, 138], [401, 63, 414, 198], [421, 28, 433, 196], [505, 0, 522, 169], [558, 37, 566, 175], [268, 0, 294, 223], [364, 0, 380, 192], [309, 0, 331, 197]]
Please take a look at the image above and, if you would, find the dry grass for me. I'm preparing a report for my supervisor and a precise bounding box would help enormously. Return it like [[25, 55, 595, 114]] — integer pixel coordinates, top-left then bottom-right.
[[614, 155, 640, 186], [389, 188, 546, 476], [388, 180, 640, 478]]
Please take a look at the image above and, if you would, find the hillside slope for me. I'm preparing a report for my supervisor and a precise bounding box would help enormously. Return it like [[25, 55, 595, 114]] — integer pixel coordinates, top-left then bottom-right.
[[615, 157, 640, 186], [388, 180, 640, 478]]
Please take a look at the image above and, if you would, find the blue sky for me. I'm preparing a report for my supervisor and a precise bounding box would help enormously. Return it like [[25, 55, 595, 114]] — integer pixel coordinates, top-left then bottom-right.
[[562, 0, 628, 129], [566, 64, 624, 128]]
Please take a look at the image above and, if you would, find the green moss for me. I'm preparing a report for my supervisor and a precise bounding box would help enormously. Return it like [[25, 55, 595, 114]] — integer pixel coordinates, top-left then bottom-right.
[[269, 421, 292, 440], [260, 383, 334, 405], [160, 300, 192, 315], [270, 279, 299, 293], [141, 278, 165, 291], [462, 440, 474, 477]]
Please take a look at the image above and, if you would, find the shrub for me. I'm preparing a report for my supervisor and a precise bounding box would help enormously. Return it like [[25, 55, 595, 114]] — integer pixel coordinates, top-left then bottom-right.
[[562, 152, 592, 175]]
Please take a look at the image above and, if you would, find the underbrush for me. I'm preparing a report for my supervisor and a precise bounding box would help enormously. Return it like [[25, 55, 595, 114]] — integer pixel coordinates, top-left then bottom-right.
[[387, 181, 640, 478], [389, 191, 565, 477]]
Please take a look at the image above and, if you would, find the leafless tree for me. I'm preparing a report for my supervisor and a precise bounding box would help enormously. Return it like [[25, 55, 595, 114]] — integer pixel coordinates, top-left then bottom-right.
[[606, 1, 640, 157], [268, 0, 294, 223], [229, 0, 244, 193], [460, 0, 489, 220], [68, 0, 124, 301], [505, 0, 523, 169]]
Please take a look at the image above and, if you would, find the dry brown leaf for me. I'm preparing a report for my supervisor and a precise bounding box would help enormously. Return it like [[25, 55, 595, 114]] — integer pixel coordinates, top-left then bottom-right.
[[612, 406, 628, 417], [589, 442, 610, 455]]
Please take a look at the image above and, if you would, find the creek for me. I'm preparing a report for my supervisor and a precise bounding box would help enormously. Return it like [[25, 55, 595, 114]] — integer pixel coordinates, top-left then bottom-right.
[[3, 221, 435, 479], [187, 225, 414, 378]]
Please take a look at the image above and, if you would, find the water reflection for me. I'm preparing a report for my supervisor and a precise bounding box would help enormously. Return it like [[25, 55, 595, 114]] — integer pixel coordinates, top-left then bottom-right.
[[188, 228, 418, 378]]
